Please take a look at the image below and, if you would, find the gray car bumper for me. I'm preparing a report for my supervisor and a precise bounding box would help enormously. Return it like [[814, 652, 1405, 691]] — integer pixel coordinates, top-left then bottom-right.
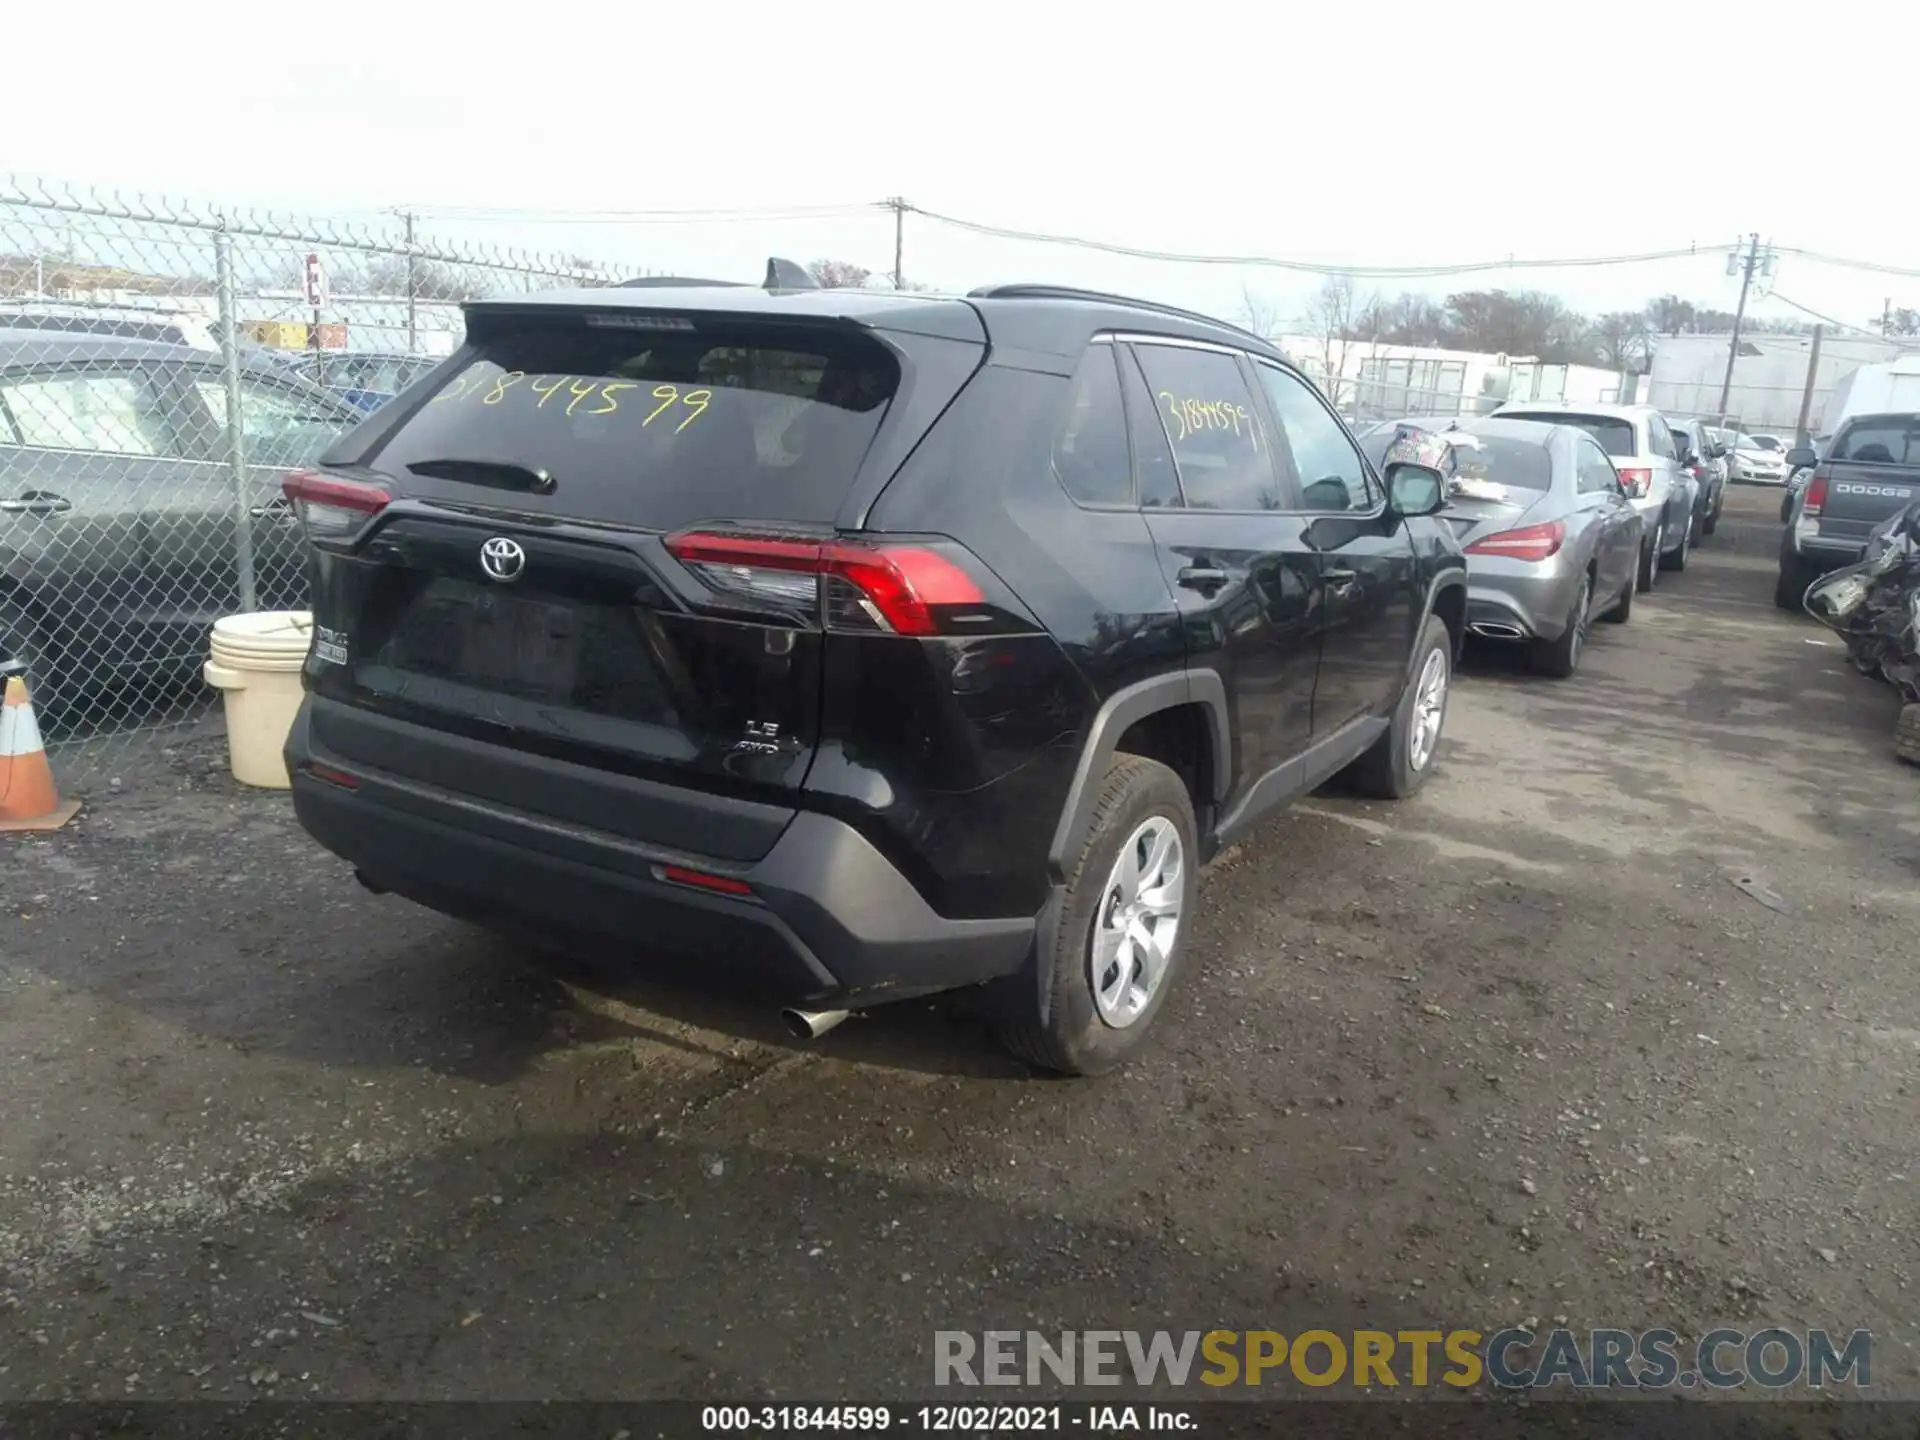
[[1464, 558, 1583, 642]]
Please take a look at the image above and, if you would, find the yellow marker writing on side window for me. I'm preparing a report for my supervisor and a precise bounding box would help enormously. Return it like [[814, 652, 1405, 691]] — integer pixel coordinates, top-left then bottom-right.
[[530, 375, 569, 408], [1159, 391, 1257, 446]]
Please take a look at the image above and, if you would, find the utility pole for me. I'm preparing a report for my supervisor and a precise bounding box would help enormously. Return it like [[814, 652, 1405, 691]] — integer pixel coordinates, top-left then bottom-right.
[[1794, 324, 1823, 449], [1882, 297, 1893, 338], [1716, 233, 1769, 423], [887, 196, 906, 291]]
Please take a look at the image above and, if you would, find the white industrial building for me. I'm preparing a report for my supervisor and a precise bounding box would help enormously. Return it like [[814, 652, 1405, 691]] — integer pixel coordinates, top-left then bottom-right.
[[1274, 335, 1628, 420], [1643, 332, 1920, 433]]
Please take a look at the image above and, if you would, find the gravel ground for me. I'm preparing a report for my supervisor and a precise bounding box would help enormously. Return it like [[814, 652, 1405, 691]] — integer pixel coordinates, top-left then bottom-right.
[[2, 485, 1916, 1408]]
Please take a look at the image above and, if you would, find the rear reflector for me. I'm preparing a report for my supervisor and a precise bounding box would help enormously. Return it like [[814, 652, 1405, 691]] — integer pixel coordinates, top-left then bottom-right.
[[1465, 520, 1566, 564], [1616, 467, 1652, 498], [665, 531, 985, 635], [302, 761, 360, 791], [655, 864, 755, 897], [283, 469, 391, 540]]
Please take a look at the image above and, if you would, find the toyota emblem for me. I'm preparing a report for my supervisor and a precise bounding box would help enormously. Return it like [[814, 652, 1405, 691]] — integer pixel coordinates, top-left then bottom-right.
[[479, 536, 526, 583]]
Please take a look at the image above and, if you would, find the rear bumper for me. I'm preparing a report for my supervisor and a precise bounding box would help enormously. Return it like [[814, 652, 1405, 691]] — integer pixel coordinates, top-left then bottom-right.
[[1463, 557, 1583, 641], [285, 699, 1036, 1008], [1786, 532, 1866, 567]]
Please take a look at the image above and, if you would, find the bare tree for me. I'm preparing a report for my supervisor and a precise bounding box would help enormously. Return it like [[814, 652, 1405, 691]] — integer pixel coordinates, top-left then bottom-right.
[[1593, 312, 1651, 371], [1237, 281, 1290, 340], [807, 258, 872, 289], [1298, 275, 1362, 409]]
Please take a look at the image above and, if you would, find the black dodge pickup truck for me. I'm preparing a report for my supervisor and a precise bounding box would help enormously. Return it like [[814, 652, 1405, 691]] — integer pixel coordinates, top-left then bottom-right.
[[1777, 413, 1920, 608]]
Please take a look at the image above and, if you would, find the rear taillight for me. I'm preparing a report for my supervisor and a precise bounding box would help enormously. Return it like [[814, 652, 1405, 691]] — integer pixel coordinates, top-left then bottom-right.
[[282, 468, 390, 540], [1616, 467, 1652, 498], [1465, 520, 1566, 564], [1803, 471, 1829, 516], [665, 531, 987, 636]]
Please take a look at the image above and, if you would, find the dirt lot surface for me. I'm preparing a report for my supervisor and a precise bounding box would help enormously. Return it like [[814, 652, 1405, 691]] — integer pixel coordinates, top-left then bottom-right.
[[3, 485, 1916, 1409]]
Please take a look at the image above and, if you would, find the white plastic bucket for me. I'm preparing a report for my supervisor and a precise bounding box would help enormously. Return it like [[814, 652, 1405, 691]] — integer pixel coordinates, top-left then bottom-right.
[[203, 611, 313, 789]]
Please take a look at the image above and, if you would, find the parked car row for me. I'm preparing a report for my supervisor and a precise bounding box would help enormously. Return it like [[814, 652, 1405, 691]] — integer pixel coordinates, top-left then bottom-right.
[[1348, 400, 1729, 677]]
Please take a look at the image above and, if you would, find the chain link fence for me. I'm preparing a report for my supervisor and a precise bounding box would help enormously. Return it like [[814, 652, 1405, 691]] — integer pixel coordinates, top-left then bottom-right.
[[0, 177, 648, 784]]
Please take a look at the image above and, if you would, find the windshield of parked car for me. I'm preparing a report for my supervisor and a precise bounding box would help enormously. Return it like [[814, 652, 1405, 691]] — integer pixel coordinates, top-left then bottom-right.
[[1829, 414, 1920, 466], [1501, 411, 1635, 458], [1358, 424, 1553, 489]]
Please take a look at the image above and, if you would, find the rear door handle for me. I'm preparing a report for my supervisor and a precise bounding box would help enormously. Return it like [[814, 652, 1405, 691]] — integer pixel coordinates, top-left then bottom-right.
[[0, 492, 72, 515], [1324, 567, 1358, 588], [1176, 566, 1229, 592]]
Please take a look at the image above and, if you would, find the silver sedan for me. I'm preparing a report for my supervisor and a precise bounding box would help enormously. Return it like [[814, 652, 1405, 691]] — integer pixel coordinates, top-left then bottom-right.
[[1358, 416, 1645, 677]]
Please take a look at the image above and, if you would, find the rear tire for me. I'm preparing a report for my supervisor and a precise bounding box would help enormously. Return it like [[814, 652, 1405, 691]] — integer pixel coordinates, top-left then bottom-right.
[[1347, 615, 1451, 799], [1637, 521, 1663, 593], [1600, 568, 1633, 624], [1530, 575, 1590, 678], [993, 754, 1197, 1076], [1897, 704, 1920, 767], [1662, 512, 1691, 572], [1774, 550, 1817, 611]]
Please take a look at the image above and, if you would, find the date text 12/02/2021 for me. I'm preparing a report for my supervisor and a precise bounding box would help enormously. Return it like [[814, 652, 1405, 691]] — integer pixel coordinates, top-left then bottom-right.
[[700, 1406, 1192, 1431]]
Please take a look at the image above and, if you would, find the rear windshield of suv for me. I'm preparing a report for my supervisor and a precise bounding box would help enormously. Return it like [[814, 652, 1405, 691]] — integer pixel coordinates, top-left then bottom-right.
[[1830, 415, 1920, 466], [364, 316, 900, 527], [1502, 411, 1636, 458]]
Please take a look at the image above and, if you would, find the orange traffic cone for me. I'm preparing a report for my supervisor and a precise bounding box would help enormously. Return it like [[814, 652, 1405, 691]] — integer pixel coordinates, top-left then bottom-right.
[[0, 674, 80, 831]]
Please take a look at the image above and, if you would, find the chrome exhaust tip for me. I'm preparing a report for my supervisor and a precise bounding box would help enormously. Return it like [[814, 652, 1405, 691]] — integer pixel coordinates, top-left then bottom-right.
[[781, 1007, 850, 1040], [1470, 622, 1526, 640]]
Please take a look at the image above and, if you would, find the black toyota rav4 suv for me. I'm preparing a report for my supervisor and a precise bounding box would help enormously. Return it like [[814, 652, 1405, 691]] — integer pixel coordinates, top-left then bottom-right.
[[281, 266, 1467, 1075]]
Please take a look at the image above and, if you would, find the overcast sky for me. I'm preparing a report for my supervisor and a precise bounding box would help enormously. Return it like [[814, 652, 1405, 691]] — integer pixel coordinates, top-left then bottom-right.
[[7, 0, 1910, 336]]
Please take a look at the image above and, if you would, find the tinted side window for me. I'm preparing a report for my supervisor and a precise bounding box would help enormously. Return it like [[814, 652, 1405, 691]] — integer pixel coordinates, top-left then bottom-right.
[[1255, 363, 1375, 512], [0, 367, 186, 457], [1576, 439, 1619, 494], [191, 375, 357, 470], [1049, 344, 1132, 508], [1131, 344, 1278, 511], [1647, 414, 1676, 459], [1117, 347, 1182, 508]]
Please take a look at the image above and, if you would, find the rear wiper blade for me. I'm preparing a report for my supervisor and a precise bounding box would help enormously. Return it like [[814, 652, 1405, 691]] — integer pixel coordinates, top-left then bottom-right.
[[406, 458, 556, 495]]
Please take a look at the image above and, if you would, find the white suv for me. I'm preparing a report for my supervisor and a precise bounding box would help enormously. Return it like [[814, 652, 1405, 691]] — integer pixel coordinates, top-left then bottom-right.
[[1493, 401, 1700, 591]]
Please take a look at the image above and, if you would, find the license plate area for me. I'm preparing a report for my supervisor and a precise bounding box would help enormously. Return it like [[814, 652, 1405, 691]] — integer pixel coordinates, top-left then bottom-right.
[[376, 578, 601, 707]]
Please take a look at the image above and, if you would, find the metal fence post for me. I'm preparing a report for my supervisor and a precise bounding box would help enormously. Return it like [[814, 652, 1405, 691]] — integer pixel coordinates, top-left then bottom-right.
[[214, 224, 257, 612]]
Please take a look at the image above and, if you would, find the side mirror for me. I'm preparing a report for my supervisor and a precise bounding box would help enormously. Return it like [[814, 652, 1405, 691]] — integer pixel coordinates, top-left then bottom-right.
[[1677, 448, 1697, 469], [1384, 462, 1447, 518], [1785, 446, 1817, 469], [1710, 443, 1729, 459]]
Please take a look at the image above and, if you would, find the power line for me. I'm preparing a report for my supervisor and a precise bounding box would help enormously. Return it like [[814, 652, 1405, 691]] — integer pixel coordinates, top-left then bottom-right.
[[404, 202, 887, 226], [901, 204, 1709, 278], [1775, 245, 1920, 280], [1767, 290, 1899, 341]]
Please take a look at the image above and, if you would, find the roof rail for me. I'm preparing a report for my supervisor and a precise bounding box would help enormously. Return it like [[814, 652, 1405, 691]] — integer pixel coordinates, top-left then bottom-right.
[[616, 276, 745, 288], [966, 283, 1271, 347]]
